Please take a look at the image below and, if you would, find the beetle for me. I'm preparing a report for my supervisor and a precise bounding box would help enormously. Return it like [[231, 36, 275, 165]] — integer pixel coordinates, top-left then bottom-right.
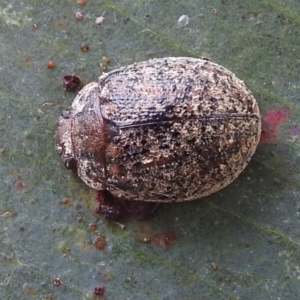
[[56, 57, 261, 219]]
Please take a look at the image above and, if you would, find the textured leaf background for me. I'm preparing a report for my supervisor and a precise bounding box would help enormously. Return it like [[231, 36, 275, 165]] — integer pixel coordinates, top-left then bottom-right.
[[1, 0, 300, 299]]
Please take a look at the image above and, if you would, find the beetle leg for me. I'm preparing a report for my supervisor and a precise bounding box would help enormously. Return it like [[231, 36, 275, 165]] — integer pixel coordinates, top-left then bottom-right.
[[95, 190, 125, 220], [95, 190, 160, 220]]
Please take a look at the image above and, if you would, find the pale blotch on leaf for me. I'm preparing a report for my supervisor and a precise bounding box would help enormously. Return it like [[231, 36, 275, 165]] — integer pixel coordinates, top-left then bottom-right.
[[178, 15, 189, 27]]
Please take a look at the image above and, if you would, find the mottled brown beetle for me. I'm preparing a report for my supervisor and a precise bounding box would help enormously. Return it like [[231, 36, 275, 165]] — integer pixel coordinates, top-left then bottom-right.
[[56, 57, 261, 219]]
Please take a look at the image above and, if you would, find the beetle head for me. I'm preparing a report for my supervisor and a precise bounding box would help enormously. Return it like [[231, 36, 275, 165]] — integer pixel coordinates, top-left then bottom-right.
[[56, 82, 108, 190]]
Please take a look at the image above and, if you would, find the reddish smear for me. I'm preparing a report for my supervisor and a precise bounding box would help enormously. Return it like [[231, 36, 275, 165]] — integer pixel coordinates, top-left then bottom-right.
[[260, 108, 290, 143]]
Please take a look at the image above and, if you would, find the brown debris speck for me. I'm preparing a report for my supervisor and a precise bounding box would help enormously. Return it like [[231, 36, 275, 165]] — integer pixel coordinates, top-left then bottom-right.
[[47, 61, 55, 68], [30, 23, 37, 30], [75, 11, 84, 20], [81, 43, 89, 52], [40, 102, 54, 107], [55, 21, 64, 29], [102, 56, 110, 63], [89, 223, 97, 231], [93, 236, 106, 251], [93, 285, 105, 296], [62, 73, 81, 91], [60, 198, 72, 205], [219, 277, 231, 283], [0, 211, 12, 218], [53, 278, 63, 286], [77, 0, 86, 6]]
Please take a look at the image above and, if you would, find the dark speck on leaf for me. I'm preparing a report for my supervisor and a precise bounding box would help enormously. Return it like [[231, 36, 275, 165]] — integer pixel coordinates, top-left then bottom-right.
[[62, 73, 81, 91]]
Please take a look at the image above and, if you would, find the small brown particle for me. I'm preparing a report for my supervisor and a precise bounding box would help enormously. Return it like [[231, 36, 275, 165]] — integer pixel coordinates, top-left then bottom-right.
[[75, 11, 84, 20], [53, 278, 63, 286], [13, 178, 25, 190], [94, 190, 125, 220], [24, 56, 31, 63], [211, 8, 218, 14], [89, 223, 97, 231], [62, 73, 81, 91], [93, 236, 106, 251], [30, 23, 37, 30], [47, 61, 55, 68], [219, 277, 231, 283], [102, 56, 110, 63], [81, 43, 89, 52], [93, 285, 105, 296], [77, 0, 86, 6], [55, 21, 64, 29], [60, 198, 72, 205], [40, 102, 54, 107], [211, 262, 218, 270], [0, 211, 12, 218]]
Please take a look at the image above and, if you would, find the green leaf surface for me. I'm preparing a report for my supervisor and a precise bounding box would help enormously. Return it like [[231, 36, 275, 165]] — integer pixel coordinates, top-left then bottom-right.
[[1, 0, 300, 299]]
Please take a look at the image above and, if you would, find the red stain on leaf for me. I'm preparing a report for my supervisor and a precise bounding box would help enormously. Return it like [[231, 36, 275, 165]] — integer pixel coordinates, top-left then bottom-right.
[[260, 108, 290, 143]]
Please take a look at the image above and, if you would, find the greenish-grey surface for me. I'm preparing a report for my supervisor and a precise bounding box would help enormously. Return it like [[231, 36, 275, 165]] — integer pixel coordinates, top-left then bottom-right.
[[1, 0, 300, 299]]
